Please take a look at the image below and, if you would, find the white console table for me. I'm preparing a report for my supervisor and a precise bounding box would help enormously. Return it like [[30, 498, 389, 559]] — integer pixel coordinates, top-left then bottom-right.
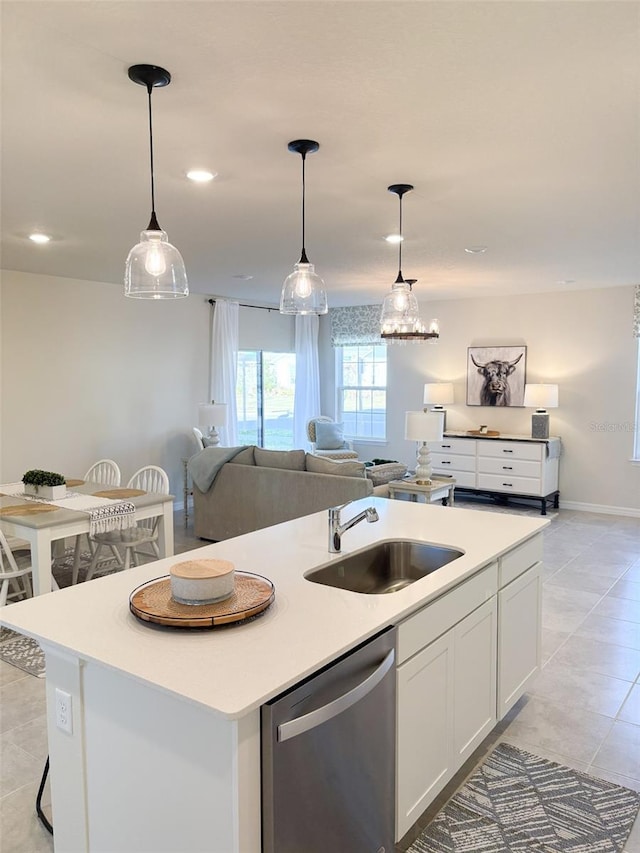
[[428, 432, 561, 515]]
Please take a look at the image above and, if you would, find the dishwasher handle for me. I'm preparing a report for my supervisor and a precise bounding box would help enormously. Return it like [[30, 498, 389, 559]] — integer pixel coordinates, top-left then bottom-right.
[[277, 648, 395, 743]]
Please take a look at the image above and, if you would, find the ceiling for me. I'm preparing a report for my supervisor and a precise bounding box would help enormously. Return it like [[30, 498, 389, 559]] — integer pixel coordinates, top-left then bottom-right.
[[2, 1, 639, 307]]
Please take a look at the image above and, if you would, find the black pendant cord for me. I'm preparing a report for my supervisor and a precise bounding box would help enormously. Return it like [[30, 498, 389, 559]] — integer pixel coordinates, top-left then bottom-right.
[[146, 84, 161, 232], [36, 756, 53, 835], [299, 151, 309, 265], [396, 194, 404, 284]]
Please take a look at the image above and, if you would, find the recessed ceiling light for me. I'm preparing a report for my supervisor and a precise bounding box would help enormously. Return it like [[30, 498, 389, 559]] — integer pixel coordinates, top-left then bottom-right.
[[29, 233, 51, 244], [556, 279, 576, 285], [233, 274, 254, 280], [464, 246, 487, 254], [186, 169, 216, 183], [384, 234, 403, 244]]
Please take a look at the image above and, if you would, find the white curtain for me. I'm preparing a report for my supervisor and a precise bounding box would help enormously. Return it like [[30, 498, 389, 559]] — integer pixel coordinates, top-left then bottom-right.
[[210, 300, 239, 446], [293, 315, 320, 449]]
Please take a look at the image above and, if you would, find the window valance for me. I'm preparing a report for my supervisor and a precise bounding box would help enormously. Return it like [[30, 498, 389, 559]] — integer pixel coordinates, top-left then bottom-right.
[[330, 305, 384, 347], [634, 285, 639, 338]]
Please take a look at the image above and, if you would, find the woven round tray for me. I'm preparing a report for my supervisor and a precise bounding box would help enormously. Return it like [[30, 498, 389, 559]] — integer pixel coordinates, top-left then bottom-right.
[[467, 429, 500, 436], [129, 571, 275, 628]]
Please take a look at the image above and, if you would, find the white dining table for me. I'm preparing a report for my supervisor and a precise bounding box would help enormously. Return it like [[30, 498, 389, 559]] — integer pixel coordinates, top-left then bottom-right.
[[0, 480, 174, 596]]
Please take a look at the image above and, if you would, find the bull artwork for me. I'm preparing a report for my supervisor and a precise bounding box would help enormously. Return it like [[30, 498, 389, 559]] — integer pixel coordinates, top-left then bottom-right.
[[467, 346, 527, 407]]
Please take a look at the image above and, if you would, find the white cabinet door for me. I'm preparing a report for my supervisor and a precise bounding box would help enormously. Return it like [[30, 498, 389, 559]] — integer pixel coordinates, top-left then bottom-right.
[[497, 561, 543, 718], [453, 598, 498, 764], [396, 632, 454, 841]]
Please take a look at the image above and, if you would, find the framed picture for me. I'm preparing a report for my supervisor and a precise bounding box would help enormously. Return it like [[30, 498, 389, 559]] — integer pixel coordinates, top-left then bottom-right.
[[466, 345, 527, 407]]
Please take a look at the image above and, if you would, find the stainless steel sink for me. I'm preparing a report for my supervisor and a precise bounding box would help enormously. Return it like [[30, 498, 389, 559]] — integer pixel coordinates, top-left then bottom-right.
[[305, 540, 464, 594]]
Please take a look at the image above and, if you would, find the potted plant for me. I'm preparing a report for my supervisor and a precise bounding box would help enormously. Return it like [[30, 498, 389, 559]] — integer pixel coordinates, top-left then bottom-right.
[[22, 469, 67, 500]]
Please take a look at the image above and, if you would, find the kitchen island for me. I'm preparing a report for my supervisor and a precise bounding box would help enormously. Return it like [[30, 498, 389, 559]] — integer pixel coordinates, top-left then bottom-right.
[[1, 497, 547, 852]]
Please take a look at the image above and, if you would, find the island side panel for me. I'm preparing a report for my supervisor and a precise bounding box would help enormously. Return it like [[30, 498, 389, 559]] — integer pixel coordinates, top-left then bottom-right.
[[44, 647, 90, 852], [43, 651, 261, 853]]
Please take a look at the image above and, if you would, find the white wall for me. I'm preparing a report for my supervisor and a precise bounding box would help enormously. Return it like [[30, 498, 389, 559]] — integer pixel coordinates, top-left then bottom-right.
[[0, 271, 293, 502], [320, 286, 640, 515]]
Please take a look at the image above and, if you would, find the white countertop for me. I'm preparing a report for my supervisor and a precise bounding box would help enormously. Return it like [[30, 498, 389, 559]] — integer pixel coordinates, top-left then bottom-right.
[[0, 498, 547, 719]]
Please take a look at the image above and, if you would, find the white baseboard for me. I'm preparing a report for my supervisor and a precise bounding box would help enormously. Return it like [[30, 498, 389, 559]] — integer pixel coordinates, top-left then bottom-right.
[[559, 500, 640, 518]]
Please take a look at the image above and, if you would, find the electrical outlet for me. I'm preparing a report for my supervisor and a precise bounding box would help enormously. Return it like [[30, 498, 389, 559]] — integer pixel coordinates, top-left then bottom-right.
[[55, 688, 73, 734]]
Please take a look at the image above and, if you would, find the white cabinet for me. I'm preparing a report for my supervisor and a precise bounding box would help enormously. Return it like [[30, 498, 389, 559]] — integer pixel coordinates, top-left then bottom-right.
[[429, 434, 560, 514], [397, 632, 454, 837], [498, 562, 543, 718], [453, 598, 497, 763], [396, 565, 498, 840], [396, 533, 543, 841]]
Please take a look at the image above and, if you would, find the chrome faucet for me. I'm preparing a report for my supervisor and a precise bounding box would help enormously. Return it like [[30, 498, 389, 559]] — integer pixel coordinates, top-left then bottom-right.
[[328, 501, 379, 553]]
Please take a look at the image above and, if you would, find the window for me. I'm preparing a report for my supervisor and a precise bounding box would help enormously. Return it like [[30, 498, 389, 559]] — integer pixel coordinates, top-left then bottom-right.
[[336, 344, 387, 440], [237, 351, 296, 449]]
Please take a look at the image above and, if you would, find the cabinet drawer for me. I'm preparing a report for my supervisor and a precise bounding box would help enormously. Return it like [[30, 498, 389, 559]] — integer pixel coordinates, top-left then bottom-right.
[[478, 441, 543, 462], [499, 534, 543, 587], [446, 471, 476, 489], [397, 563, 498, 664], [478, 457, 541, 478], [477, 473, 542, 496], [429, 439, 476, 456], [431, 453, 476, 473]]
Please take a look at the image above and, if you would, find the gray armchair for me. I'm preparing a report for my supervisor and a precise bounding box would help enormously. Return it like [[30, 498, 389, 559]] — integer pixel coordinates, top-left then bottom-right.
[[306, 416, 358, 460]]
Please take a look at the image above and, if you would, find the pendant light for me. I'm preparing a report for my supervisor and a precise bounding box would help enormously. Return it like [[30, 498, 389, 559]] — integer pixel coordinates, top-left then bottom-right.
[[380, 184, 439, 342], [280, 139, 327, 315], [124, 64, 188, 299]]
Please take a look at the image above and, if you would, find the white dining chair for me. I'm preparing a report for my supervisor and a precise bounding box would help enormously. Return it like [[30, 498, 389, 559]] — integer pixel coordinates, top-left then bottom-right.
[[0, 528, 33, 607], [68, 459, 123, 585], [85, 459, 122, 487], [85, 465, 170, 580]]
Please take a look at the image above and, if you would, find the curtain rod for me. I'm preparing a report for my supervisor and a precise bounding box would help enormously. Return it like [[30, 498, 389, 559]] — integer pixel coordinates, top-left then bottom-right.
[[207, 298, 277, 313]]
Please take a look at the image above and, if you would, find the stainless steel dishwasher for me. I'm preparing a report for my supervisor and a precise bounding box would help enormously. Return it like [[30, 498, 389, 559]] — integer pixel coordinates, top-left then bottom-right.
[[261, 627, 396, 853]]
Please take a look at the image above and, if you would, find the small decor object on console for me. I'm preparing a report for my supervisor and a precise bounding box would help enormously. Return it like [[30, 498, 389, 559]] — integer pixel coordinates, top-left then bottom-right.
[[170, 558, 235, 605], [523, 383, 559, 439], [405, 411, 444, 485], [21, 469, 66, 500]]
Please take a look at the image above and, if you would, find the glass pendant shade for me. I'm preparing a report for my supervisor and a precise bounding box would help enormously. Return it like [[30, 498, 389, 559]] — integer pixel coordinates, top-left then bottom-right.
[[380, 281, 421, 335], [124, 229, 188, 299], [280, 261, 328, 314]]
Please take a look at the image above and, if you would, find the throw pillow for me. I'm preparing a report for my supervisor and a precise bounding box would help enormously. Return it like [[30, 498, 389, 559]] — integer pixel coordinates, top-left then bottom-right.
[[315, 421, 345, 450], [305, 455, 365, 478], [254, 448, 306, 471], [366, 462, 408, 486]]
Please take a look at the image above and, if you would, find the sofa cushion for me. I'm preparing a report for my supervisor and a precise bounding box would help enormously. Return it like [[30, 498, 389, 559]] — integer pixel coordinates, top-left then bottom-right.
[[305, 455, 365, 478], [254, 448, 306, 471], [366, 462, 408, 486], [228, 446, 255, 465], [315, 421, 346, 450]]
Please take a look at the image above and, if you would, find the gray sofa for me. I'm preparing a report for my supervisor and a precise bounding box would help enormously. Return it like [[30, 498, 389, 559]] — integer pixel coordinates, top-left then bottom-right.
[[192, 446, 389, 541]]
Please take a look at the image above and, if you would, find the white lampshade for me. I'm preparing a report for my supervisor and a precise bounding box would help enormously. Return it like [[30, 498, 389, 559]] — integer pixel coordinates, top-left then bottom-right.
[[405, 410, 444, 443], [523, 384, 559, 410], [423, 382, 454, 406], [198, 402, 228, 428]]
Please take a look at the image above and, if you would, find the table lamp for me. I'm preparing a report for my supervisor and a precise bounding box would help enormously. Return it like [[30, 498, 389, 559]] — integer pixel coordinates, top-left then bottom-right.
[[523, 384, 558, 439], [198, 401, 228, 446], [405, 410, 444, 484], [423, 382, 454, 430]]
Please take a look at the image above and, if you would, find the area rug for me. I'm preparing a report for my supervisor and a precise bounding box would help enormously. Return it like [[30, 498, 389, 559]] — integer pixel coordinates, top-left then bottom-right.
[[0, 630, 45, 677], [409, 742, 640, 853]]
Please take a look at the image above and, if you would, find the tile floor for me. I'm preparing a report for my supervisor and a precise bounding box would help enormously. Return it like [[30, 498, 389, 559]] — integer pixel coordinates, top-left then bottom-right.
[[1, 504, 639, 853]]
